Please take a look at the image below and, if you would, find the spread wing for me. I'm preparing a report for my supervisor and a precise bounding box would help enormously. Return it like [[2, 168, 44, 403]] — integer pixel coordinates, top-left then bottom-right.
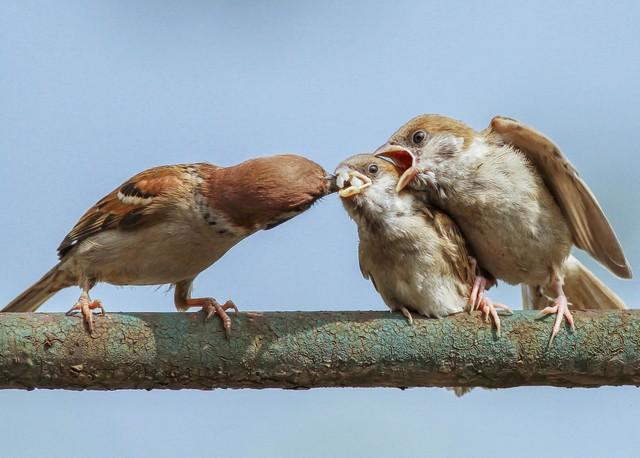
[[57, 165, 189, 258], [489, 116, 631, 279]]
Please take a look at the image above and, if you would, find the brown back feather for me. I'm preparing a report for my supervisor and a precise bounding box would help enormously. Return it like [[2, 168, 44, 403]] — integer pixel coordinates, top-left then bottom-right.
[[427, 208, 475, 297], [57, 165, 191, 258]]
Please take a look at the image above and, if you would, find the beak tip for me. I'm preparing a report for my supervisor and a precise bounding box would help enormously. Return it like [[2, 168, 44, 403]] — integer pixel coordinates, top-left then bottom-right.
[[395, 166, 418, 193], [326, 174, 339, 193]]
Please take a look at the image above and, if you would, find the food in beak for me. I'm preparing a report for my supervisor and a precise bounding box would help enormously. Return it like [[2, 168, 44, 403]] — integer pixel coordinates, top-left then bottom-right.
[[336, 170, 372, 198]]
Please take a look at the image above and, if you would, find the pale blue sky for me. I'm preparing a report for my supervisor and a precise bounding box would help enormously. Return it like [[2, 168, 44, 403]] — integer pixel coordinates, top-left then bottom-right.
[[1, 1, 639, 457]]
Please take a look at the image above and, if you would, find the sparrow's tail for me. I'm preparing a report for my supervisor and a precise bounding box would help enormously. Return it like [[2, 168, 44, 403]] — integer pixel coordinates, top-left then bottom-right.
[[562, 255, 627, 310], [2, 263, 74, 312], [522, 255, 627, 311], [448, 386, 474, 397]]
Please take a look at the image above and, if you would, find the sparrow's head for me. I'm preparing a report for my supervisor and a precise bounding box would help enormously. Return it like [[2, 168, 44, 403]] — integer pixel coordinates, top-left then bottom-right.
[[209, 154, 336, 231], [335, 154, 404, 223], [373, 114, 473, 195]]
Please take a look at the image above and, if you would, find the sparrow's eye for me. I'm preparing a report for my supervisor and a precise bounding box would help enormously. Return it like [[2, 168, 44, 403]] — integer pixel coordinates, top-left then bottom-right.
[[412, 130, 427, 145], [368, 163, 379, 175]]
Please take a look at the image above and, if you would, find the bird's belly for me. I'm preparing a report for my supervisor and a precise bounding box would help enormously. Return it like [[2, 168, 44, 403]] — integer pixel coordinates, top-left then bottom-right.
[[362, 242, 467, 318], [377, 267, 466, 317], [451, 192, 572, 286], [66, 223, 242, 286]]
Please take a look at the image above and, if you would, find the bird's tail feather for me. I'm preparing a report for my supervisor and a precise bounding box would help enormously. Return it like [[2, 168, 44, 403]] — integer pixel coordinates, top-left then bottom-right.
[[448, 386, 474, 397], [2, 263, 74, 312], [562, 255, 626, 310], [521, 255, 626, 311]]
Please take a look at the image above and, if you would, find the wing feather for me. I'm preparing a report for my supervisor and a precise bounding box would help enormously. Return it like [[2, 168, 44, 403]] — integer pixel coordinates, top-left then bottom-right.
[[429, 209, 475, 295], [57, 165, 188, 258], [490, 116, 631, 279]]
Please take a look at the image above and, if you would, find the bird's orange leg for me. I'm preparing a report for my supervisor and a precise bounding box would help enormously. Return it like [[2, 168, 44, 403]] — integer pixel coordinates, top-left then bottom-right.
[[538, 276, 575, 346], [173, 280, 239, 338], [184, 298, 238, 338], [66, 287, 105, 335]]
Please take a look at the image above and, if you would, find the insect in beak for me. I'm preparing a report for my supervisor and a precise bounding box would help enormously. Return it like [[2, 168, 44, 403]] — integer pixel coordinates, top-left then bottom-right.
[[336, 170, 372, 198]]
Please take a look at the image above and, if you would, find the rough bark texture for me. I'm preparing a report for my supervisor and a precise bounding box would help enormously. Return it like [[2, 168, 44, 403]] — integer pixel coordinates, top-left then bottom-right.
[[1, 310, 639, 390]]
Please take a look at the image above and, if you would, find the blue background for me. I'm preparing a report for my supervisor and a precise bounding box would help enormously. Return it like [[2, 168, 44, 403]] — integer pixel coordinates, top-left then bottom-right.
[[1, 1, 639, 456]]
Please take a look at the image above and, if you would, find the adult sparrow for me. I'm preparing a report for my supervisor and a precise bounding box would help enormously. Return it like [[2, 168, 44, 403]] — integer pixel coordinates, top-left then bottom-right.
[[3, 154, 335, 335]]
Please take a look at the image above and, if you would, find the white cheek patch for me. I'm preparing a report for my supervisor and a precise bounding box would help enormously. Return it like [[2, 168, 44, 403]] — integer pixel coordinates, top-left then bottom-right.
[[422, 135, 463, 164], [416, 135, 480, 196], [415, 135, 464, 177], [434, 134, 463, 151]]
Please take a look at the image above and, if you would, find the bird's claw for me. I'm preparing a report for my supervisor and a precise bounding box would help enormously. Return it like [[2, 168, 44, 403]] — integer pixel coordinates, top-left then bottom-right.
[[469, 275, 488, 312], [476, 297, 510, 337], [246, 311, 264, 323], [398, 306, 414, 325], [537, 295, 575, 346], [66, 299, 105, 335], [200, 299, 238, 339]]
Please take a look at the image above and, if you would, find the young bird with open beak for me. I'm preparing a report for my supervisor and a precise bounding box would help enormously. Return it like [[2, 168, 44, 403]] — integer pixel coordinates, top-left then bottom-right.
[[3, 154, 335, 335], [375, 115, 631, 344], [336, 154, 510, 334]]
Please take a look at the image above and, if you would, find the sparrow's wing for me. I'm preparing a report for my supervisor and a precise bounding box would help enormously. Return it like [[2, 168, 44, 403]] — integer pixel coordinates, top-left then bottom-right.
[[358, 243, 383, 295], [57, 165, 192, 258], [428, 208, 475, 292], [489, 116, 631, 279]]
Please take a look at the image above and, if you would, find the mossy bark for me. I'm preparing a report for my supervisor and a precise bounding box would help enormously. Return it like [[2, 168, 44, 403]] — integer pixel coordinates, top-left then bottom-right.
[[1, 310, 639, 390]]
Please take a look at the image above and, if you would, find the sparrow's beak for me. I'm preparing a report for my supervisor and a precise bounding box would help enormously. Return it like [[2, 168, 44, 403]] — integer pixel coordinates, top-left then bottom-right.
[[326, 174, 339, 194], [335, 170, 372, 198], [373, 144, 417, 192], [395, 166, 418, 193]]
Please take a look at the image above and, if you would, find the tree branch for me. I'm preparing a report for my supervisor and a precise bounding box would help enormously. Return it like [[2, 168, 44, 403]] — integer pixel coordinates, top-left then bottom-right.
[[1, 310, 639, 390]]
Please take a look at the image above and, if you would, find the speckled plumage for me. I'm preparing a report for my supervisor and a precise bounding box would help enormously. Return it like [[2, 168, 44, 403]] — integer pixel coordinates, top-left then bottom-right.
[[3, 154, 334, 333]]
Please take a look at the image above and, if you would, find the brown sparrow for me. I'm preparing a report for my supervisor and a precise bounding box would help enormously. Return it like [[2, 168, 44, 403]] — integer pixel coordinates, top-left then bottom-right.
[[375, 115, 630, 344], [336, 153, 510, 334], [3, 154, 335, 335]]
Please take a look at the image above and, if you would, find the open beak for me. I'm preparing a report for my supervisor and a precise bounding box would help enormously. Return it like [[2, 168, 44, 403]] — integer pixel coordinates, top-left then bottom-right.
[[395, 166, 418, 193], [373, 144, 417, 192], [335, 170, 372, 198]]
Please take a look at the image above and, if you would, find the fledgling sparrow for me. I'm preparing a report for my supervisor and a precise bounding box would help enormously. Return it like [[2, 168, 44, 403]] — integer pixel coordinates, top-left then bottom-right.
[[335, 154, 510, 334], [3, 154, 336, 335], [375, 115, 630, 344]]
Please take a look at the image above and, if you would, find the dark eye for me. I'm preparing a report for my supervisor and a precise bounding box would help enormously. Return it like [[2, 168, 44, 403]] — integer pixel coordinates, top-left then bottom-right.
[[412, 130, 427, 145], [368, 163, 379, 174]]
